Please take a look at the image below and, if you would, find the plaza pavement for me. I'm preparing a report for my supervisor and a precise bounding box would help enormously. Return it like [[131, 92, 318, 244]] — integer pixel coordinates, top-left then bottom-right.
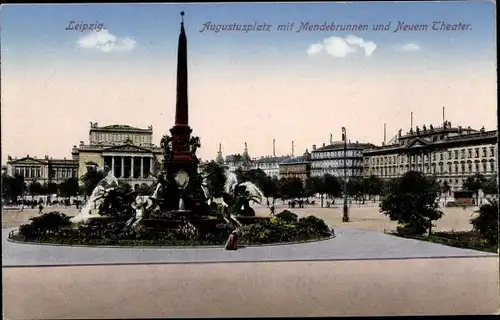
[[2, 202, 498, 317], [3, 258, 499, 318]]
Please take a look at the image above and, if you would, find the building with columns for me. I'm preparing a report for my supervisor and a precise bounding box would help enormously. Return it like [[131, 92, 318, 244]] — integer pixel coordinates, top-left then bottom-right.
[[72, 122, 163, 186], [362, 121, 498, 191], [5, 155, 78, 185]]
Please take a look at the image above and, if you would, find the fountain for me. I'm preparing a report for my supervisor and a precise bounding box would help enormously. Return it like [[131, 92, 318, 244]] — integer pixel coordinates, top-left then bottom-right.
[[136, 13, 225, 234], [71, 168, 118, 223]]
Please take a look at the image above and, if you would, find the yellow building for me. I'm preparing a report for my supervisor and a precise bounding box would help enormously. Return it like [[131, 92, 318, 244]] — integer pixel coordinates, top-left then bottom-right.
[[72, 122, 163, 186], [363, 122, 498, 191]]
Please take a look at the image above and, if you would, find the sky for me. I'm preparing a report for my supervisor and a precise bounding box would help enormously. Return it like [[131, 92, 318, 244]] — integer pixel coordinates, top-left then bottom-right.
[[1, 1, 497, 164]]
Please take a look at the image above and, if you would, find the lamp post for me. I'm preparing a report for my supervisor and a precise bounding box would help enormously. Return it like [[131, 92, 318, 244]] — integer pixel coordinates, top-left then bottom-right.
[[341, 127, 349, 222]]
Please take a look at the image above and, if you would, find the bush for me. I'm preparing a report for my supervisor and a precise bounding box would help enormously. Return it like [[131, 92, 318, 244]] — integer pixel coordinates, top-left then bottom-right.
[[20, 211, 72, 238], [275, 210, 298, 223], [298, 215, 329, 234], [470, 199, 498, 247]]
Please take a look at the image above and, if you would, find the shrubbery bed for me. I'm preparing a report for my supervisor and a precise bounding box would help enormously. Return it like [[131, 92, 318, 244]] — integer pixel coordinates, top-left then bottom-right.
[[11, 210, 334, 247]]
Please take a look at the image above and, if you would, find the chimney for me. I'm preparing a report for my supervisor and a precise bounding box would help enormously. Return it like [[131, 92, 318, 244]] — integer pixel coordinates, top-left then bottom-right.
[[330, 133, 333, 144], [291, 141, 295, 157], [273, 139, 276, 157], [384, 123, 387, 144], [312, 144, 316, 150], [410, 112, 413, 129], [322, 142, 326, 147]]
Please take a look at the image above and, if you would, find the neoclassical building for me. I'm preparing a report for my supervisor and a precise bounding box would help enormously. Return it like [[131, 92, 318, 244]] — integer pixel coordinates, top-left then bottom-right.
[[362, 122, 498, 191], [310, 141, 375, 178], [5, 155, 79, 185], [279, 150, 311, 180], [72, 122, 163, 185]]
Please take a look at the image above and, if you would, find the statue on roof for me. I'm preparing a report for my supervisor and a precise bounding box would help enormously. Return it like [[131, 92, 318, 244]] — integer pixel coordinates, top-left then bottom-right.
[[416, 126, 420, 134], [429, 124, 434, 131], [422, 125, 427, 132]]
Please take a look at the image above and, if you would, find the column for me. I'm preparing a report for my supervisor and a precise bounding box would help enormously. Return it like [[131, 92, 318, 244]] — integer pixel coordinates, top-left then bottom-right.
[[121, 156, 125, 178], [111, 157, 115, 176], [150, 157, 153, 175], [140, 157, 144, 179], [131, 156, 134, 179]]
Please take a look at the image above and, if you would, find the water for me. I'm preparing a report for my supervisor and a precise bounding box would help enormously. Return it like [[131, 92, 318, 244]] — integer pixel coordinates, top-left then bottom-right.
[[70, 171, 119, 223]]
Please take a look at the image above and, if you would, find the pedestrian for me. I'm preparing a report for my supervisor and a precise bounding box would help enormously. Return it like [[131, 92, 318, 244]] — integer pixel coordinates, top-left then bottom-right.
[[38, 204, 43, 214], [269, 205, 275, 216], [225, 230, 239, 250]]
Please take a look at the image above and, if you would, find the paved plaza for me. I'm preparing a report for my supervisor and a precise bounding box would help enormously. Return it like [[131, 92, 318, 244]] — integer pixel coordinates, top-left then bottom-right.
[[2, 202, 498, 318]]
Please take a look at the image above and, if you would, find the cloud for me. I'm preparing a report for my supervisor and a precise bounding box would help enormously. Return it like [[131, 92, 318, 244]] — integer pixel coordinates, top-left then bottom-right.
[[398, 43, 420, 52], [77, 30, 137, 53], [307, 35, 377, 58]]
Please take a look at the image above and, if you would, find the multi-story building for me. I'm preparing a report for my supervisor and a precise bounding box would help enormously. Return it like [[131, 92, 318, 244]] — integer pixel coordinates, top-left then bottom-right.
[[310, 141, 375, 178], [223, 142, 290, 177], [279, 150, 311, 180], [362, 121, 498, 191], [5, 155, 79, 185], [72, 122, 163, 186]]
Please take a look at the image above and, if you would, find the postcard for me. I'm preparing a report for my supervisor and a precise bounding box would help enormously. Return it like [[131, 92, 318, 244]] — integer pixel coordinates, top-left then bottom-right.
[[1, 2, 498, 318]]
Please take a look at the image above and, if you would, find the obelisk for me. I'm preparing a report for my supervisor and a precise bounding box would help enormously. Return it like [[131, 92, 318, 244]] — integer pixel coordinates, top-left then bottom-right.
[[168, 11, 199, 176]]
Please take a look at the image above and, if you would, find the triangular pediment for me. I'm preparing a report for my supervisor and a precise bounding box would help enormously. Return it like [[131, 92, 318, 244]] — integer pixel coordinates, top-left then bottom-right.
[[406, 138, 429, 149], [102, 144, 154, 153], [8, 157, 45, 165]]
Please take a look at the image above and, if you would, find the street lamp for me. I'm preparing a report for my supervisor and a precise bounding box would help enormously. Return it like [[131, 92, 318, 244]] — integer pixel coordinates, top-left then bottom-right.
[[341, 127, 349, 222]]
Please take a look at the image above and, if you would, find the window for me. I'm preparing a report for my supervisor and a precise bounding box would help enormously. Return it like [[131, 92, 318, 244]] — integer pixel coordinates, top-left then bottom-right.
[[468, 164, 472, 172], [475, 148, 479, 158], [490, 147, 495, 157], [461, 150, 465, 158], [475, 163, 479, 172], [454, 150, 459, 159], [461, 164, 465, 172], [467, 149, 471, 158], [448, 151, 452, 159], [482, 148, 486, 157], [491, 162, 495, 172], [439, 164, 443, 173], [440, 153, 443, 160], [483, 163, 487, 172], [448, 164, 452, 172]]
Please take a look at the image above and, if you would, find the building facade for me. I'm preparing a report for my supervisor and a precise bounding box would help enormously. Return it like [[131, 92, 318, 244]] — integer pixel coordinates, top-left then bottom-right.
[[5, 155, 79, 185], [223, 143, 290, 177], [362, 122, 498, 191], [279, 150, 311, 180], [310, 141, 374, 179], [72, 122, 163, 185]]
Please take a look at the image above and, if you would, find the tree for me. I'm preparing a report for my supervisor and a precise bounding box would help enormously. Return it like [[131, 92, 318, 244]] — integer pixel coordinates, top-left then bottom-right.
[[462, 173, 487, 205], [279, 178, 304, 200], [482, 176, 498, 196], [323, 174, 342, 200], [80, 167, 106, 197], [28, 180, 43, 200], [203, 161, 227, 200], [380, 171, 443, 235], [59, 178, 80, 199], [441, 180, 451, 204], [470, 198, 498, 247], [2, 173, 25, 203], [260, 176, 279, 206], [347, 176, 365, 203], [364, 175, 383, 201], [311, 176, 326, 207]]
